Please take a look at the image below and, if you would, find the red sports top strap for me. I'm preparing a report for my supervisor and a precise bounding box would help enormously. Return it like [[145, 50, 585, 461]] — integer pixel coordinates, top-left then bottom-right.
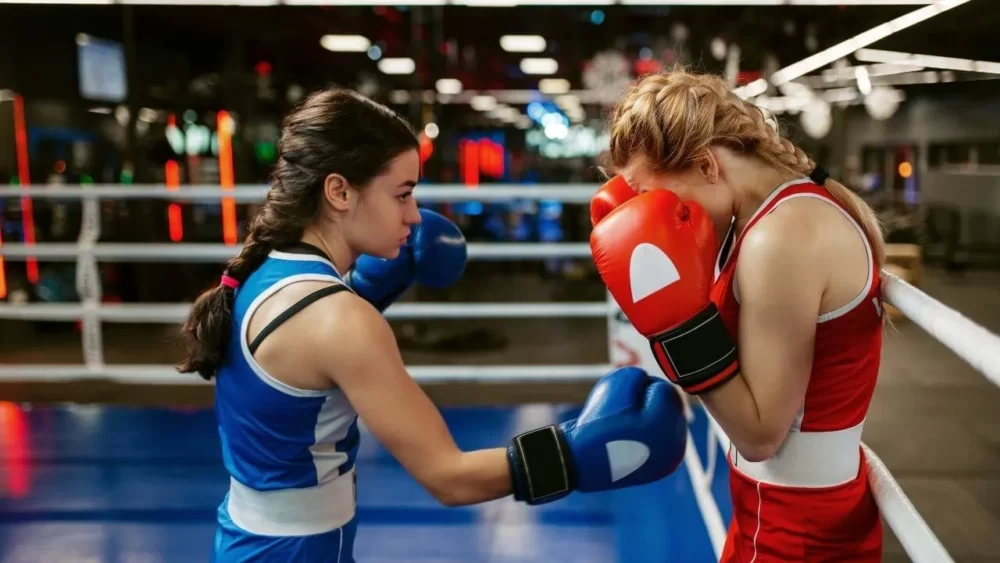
[[722, 178, 818, 269]]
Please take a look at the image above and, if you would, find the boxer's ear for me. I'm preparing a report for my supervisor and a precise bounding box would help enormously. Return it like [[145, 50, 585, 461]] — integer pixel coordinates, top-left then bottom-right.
[[323, 173, 352, 212], [697, 149, 721, 185]]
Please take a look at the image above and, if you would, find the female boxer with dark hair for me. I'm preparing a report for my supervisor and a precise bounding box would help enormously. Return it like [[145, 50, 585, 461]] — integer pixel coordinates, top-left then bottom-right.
[[178, 87, 687, 562]]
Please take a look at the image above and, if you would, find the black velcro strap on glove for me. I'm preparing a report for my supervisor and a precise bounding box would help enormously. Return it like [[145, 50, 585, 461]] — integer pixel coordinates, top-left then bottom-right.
[[649, 303, 739, 394], [507, 425, 575, 505]]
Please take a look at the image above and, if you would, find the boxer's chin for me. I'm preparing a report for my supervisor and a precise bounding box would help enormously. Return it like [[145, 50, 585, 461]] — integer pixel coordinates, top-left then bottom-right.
[[375, 245, 401, 260]]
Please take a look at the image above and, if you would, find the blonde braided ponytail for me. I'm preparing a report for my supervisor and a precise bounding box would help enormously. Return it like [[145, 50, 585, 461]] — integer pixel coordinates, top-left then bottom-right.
[[607, 68, 885, 268]]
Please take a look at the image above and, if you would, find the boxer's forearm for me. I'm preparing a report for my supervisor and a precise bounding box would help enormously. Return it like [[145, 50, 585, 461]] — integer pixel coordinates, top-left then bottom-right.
[[699, 372, 786, 462], [431, 447, 512, 506]]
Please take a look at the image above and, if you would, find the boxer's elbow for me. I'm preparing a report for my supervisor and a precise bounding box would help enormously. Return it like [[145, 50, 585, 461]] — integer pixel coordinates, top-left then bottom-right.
[[427, 469, 473, 507], [733, 427, 787, 462], [416, 453, 480, 507], [414, 454, 468, 507], [430, 488, 466, 507], [424, 479, 477, 508], [735, 441, 779, 463]]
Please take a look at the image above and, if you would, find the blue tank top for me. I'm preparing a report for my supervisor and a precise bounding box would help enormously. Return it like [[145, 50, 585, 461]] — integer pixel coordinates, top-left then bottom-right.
[[215, 246, 360, 492]]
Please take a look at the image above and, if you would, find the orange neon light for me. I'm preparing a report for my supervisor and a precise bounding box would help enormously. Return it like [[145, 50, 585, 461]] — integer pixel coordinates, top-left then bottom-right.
[[165, 160, 182, 242], [168, 204, 183, 243], [0, 99, 5, 298], [0, 402, 31, 498], [13, 94, 38, 284], [0, 152, 5, 297], [217, 111, 237, 245], [460, 140, 479, 188], [0, 236, 6, 299]]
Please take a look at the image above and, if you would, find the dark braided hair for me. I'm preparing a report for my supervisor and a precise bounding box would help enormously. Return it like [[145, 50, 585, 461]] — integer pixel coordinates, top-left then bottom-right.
[[178, 87, 418, 380]]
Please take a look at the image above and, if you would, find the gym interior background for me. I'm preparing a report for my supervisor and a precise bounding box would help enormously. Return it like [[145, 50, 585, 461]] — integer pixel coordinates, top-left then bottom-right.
[[0, 1, 999, 561]]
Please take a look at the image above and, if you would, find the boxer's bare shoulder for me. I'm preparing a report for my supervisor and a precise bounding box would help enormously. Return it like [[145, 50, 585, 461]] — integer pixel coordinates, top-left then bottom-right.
[[742, 195, 870, 316]]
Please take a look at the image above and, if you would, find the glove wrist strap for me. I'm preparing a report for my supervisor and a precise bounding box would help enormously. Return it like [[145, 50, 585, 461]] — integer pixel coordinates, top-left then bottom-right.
[[649, 303, 739, 394], [507, 425, 575, 505]]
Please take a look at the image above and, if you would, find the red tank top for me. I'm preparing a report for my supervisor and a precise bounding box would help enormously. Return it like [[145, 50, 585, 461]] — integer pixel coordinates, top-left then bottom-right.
[[710, 179, 883, 432]]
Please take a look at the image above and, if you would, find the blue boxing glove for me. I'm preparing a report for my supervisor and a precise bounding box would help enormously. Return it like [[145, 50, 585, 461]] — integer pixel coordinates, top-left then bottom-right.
[[345, 209, 467, 312], [507, 367, 687, 505]]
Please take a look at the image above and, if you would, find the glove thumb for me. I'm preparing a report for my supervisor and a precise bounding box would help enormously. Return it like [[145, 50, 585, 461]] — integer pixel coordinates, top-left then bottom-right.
[[643, 380, 687, 465], [681, 200, 719, 279], [590, 176, 637, 227]]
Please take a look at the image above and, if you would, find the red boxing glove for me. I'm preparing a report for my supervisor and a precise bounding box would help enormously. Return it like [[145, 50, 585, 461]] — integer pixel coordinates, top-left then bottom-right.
[[590, 189, 738, 394], [590, 176, 637, 227]]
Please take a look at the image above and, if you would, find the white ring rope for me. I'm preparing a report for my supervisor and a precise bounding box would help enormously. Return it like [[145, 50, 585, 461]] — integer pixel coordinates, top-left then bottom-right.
[[0, 301, 611, 322], [0, 242, 592, 261], [683, 428, 729, 560], [0, 364, 616, 385], [1, 183, 987, 563], [863, 444, 955, 563], [3, 184, 599, 203], [882, 271, 1000, 387]]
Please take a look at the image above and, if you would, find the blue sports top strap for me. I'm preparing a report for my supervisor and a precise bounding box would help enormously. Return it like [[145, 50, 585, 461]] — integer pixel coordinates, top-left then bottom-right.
[[247, 284, 349, 355]]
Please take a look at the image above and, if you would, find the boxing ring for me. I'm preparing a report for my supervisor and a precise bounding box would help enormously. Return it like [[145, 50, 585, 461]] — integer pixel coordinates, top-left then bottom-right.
[[1, 184, 998, 562]]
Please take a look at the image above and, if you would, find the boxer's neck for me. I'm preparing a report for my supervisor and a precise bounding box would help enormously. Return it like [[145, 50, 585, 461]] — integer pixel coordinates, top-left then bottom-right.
[[300, 225, 356, 277], [727, 159, 800, 241]]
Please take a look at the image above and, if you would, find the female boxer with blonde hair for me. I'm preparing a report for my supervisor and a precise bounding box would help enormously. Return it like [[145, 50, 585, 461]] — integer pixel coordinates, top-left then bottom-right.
[[590, 68, 885, 561]]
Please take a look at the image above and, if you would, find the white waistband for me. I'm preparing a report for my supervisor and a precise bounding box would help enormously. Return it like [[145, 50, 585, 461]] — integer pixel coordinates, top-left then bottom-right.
[[730, 421, 864, 489], [227, 468, 356, 537]]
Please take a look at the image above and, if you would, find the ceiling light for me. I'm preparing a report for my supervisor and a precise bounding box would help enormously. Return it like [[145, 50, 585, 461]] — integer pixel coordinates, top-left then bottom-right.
[[554, 94, 580, 109], [0, 0, 942, 4], [539, 78, 570, 95], [511, 0, 609, 4], [821, 63, 922, 82], [855, 49, 1000, 74], [486, 105, 519, 121], [286, 0, 440, 4], [435, 78, 463, 95], [770, 0, 972, 86], [470, 95, 498, 112], [855, 66, 872, 95], [733, 78, 767, 99], [378, 58, 416, 75], [320, 35, 371, 53], [619, 0, 936, 5], [520, 58, 558, 76], [820, 88, 861, 104], [500, 35, 547, 53], [500, 109, 521, 123], [456, 0, 518, 6]]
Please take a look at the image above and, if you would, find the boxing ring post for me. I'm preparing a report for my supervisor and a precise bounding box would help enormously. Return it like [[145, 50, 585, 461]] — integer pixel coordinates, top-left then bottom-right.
[[1, 183, 994, 563]]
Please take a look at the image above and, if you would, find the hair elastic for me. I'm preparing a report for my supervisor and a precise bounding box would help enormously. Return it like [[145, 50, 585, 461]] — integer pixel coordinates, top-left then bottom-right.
[[220, 275, 240, 290], [809, 165, 830, 186]]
